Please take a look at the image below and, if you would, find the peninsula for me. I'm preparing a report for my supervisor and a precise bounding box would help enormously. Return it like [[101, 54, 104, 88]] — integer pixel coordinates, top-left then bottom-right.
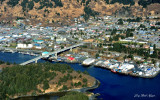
[[0, 62, 97, 99]]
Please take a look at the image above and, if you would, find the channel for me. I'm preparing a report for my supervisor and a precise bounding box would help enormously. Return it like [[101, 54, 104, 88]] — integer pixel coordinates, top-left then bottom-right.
[[0, 52, 160, 100]]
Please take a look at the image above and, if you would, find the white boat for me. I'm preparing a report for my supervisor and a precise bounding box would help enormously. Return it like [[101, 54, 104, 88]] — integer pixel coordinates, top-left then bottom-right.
[[30, 53, 36, 56], [94, 60, 103, 67], [24, 52, 30, 55]]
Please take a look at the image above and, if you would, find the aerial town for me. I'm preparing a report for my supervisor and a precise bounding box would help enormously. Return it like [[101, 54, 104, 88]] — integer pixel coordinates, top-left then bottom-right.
[[0, 16, 160, 78], [0, 0, 160, 99]]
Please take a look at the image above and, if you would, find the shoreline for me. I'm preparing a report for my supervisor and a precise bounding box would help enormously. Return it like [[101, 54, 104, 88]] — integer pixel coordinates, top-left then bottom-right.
[[1, 50, 159, 79], [12, 79, 100, 100], [45, 56, 160, 79], [95, 65, 160, 79], [1, 51, 160, 100]]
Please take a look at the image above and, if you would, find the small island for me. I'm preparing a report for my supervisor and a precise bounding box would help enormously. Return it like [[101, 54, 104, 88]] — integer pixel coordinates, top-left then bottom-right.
[[0, 62, 98, 99]]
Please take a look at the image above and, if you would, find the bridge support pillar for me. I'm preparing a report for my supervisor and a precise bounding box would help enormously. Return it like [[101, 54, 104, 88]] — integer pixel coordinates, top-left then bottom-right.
[[55, 53, 57, 59], [35, 60, 37, 63], [70, 48, 73, 52]]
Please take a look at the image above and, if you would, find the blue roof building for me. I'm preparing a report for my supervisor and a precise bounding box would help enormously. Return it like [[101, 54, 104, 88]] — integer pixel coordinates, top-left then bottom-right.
[[33, 39, 44, 43], [42, 51, 49, 56]]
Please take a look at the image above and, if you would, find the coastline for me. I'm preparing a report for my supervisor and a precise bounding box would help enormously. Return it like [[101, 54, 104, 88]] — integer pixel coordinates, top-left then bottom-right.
[[47, 56, 160, 79], [12, 79, 100, 100], [1, 49, 159, 79], [1, 51, 160, 100], [95, 65, 160, 79], [1, 50, 159, 79], [129, 71, 160, 78], [0, 51, 100, 100]]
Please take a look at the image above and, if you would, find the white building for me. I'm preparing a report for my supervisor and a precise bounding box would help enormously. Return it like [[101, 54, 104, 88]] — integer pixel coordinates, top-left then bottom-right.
[[119, 63, 134, 71], [56, 36, 66, 42], [16, 44, 33, 49]]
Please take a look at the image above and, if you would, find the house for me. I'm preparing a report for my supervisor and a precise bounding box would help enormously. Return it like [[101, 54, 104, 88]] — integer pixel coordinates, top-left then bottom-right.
[[34, 44, 43, 49], [134, 56, 142, 60], [67, 57, 75, 62], [56, 36, 66, 43], [150, 46, 154, 54], [54, 45, 61, 50], [83, 39, 94, 42], [120, 38, 134, 42], [78, 27, 85, 31], [143, 44, 150, 49], [136, 39, 148, 44]]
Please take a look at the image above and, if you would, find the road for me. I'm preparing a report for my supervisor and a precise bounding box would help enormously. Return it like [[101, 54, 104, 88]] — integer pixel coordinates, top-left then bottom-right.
[[20, 43, 84, 65], [71, 79, 100, 93]]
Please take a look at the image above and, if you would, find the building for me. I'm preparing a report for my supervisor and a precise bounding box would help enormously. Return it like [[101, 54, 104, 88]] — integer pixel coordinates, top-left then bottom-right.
[[67, 57, 75, 62], [16, 44, 33, 49], [42, 52, 49, 57], [33, 40, 44, 44]]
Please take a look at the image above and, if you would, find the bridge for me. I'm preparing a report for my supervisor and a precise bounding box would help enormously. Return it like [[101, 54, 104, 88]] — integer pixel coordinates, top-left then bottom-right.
[[20, 43, 84, 65]]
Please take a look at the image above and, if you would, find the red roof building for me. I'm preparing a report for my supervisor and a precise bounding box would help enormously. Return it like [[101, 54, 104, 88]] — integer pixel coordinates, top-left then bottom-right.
[[67, 57, 75, 61]]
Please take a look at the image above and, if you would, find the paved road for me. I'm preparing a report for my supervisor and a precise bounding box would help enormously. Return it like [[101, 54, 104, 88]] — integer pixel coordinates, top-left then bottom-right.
[[20, 43, 84, 65]]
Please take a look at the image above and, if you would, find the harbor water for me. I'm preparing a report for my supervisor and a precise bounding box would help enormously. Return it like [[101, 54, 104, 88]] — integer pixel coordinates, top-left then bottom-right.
[[0, 52, 160, 100]]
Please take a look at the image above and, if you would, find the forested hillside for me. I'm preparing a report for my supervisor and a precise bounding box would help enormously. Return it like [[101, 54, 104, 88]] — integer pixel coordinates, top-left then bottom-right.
[[0, 62, 95, 99], [138, 0, 160, 7]]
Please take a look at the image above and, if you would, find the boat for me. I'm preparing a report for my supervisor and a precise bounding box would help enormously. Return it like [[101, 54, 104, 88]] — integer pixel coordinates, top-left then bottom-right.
[[82, 58, 95, 66], [30, 53, 36, 56], [94, 60, 103, 67], [111, 69, 117, 73], [57, 58, 62, 62], [24, 52, 30, 55], [4, 50, 13, 53], [20, 52, 25, 54]]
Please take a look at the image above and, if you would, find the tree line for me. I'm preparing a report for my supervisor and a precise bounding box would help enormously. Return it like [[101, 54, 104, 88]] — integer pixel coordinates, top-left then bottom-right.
[[138, 0, 160, 8], [58, 91, 88, 100], [108, 43, 160, 59], [6, 0, 63, 11], [0, 62, 89, 99]]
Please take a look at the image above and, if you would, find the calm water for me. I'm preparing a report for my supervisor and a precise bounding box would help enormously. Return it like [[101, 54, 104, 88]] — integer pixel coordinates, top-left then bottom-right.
[[0, 52, 160, 100]]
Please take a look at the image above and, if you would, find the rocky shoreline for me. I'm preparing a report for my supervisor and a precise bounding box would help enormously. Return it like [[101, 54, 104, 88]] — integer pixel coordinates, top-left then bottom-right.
[[13, 79, 100, 100]]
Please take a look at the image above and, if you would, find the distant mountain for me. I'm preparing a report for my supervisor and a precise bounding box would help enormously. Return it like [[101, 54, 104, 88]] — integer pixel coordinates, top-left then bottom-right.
[[0, 0, 160, 26]]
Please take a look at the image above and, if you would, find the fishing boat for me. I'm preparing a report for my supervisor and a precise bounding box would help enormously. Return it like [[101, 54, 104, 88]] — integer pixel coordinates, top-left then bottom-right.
[[111, 69, 117, 73]]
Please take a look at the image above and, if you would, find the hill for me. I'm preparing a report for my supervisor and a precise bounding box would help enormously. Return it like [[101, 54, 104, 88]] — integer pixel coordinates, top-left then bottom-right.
[[0, 0, 160, 26], [0, 62, 96, 99]]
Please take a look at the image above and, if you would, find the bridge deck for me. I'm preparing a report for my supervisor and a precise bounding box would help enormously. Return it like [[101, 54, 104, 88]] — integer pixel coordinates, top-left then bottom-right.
[[20, 43, 84, 65]]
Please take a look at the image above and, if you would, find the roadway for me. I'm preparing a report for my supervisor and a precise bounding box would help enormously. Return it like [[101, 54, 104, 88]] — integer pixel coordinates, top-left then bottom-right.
[[20, 43, 84, 65]]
